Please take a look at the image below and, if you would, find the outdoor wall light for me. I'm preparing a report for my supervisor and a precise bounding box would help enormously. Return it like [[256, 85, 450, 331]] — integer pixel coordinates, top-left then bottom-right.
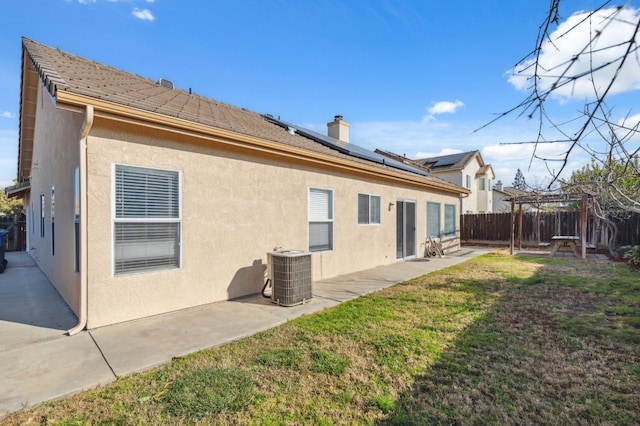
[[388, 202, 395, 211]]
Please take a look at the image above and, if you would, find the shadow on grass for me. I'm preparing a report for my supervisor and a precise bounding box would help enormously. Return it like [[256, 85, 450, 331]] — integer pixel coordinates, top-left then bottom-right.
[[379, 255, 640, 425]]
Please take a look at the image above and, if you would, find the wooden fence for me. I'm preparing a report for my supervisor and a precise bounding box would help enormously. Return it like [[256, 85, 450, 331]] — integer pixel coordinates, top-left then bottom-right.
[[0, 215, 26, 252], [461, 211, 640, 248]]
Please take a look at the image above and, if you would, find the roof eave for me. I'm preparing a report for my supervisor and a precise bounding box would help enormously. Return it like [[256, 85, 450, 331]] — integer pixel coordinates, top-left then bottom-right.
[[55, 91, 467, 196], [16, 46, 40, 184], [5, 181, 30, 199]]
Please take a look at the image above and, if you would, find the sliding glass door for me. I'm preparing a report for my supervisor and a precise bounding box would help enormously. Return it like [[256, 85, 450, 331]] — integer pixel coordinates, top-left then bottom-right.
[[396, 200, 416, 259]]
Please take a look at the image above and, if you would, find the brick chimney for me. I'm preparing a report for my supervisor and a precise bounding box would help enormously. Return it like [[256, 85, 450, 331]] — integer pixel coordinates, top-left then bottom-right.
[[327, 115, 350, 143]]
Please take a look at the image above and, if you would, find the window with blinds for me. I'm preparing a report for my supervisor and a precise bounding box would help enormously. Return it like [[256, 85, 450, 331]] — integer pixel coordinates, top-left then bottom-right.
[[444, 203, 456, 238], [114, 165, 181, 275], [309, 188, 333, 252], [427, 202, 441, 238], [358, 194, 381, 225]]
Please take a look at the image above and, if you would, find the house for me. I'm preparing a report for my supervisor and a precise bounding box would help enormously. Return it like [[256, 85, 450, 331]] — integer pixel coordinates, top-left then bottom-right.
[[9, 38, 469, 331], [375, 150, 495, 214], [492, 181, 541, 212]]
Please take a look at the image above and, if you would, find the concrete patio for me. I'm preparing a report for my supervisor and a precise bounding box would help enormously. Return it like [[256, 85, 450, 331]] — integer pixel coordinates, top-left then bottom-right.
[[0, 248, 489, 417]]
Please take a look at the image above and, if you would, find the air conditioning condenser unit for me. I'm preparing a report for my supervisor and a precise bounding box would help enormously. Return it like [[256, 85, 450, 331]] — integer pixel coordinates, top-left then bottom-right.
[[267, 249, 312, 306]]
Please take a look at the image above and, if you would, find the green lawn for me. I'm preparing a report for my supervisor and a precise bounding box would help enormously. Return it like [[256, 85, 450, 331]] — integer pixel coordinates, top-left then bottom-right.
[[3, 253, 639, 425]]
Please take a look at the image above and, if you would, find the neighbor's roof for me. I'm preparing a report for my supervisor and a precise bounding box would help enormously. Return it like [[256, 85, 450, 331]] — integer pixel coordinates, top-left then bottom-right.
[[376, 149, 494, 176], [18, 37, 466, 194], [475, 164, 494, 178], [415, 151, 480, 171]]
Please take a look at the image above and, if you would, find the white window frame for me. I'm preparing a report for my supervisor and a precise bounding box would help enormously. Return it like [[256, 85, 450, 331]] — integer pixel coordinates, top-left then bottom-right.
[[308, 187, 333, 252], [358, 193, 381, 225], [465, 175, 471, 189], [112, 163, 182, 276]]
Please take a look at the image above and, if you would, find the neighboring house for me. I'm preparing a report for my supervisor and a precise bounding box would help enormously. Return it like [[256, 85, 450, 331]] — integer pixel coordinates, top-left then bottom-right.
[[492, 181, 514, 212], [9, 38, 469, 330], [492, 181, 541, 212], [375, 150, 495, 214]]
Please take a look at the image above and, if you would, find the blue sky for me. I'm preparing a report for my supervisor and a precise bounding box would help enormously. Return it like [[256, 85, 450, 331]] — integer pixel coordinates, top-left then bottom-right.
[[2, 0, 639, 189]]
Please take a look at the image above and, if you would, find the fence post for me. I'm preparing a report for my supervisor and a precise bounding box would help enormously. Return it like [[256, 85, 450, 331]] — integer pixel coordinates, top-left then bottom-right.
[[580, 196, 587, 259], [518, 204, 523, 250], [510, 199, 515, 255]]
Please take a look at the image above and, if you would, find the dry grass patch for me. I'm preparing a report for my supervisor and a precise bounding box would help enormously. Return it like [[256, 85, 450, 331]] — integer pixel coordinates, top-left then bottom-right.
[[3, 253, 639, 425]]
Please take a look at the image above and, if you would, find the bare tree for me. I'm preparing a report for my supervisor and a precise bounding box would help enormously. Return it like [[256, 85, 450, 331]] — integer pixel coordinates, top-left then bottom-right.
[[484, 0, 640, 213]]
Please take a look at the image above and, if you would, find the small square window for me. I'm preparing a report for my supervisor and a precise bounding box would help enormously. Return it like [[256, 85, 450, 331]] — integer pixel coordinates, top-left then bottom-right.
[[358, 194, 381, 225]]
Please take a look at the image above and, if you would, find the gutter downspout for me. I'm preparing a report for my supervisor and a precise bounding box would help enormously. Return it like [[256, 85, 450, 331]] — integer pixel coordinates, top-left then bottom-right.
[[68, 105, 94, 336]]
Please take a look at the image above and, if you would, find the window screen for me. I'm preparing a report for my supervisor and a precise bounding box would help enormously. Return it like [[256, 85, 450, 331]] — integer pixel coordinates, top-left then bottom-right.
[[114, 165, 181, 275]]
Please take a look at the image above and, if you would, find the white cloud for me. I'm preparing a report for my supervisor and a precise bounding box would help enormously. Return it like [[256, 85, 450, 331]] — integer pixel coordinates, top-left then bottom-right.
[[298, 108, 597, 187], [77, 0, 96, 4], [0, 111, 15, 119], [508, 7, 640, 101], [132, 7, 155, 21], [424, 100, 464, 121], [616, 113, 640, 139]]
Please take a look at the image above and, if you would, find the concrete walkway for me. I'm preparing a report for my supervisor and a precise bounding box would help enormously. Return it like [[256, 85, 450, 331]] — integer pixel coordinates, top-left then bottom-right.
[[0, 249, 488, 416]]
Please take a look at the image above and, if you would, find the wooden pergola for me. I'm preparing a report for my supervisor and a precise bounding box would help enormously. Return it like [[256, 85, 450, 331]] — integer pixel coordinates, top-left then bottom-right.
[[508, 192, 592, 259]]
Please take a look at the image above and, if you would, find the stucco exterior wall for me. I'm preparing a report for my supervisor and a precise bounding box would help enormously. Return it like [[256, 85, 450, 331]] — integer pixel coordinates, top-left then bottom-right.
[[493, 190, 512, 212], [84, 120, 461, 328], [458, 164, 477, 214], [27, 82, 82, 316]]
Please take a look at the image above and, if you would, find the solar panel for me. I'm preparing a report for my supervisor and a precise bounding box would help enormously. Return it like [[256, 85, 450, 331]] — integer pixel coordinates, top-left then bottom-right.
[[263, 115, 432, 177]]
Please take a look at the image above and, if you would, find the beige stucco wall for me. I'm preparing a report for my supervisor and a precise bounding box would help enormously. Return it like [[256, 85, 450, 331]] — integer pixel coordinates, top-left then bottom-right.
[[493, 190, 512, 212], [434, 157, 495, 214], [27, 82, 82, 316], [84, 120, 461, 328], [475, 164, 495, 213]]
